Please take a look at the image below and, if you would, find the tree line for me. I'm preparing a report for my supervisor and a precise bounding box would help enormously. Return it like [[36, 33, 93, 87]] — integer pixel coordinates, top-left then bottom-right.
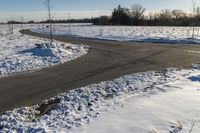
[[5, 19, 93, 24], [92, 4, 200, 26], [4, 3, 200, 26]]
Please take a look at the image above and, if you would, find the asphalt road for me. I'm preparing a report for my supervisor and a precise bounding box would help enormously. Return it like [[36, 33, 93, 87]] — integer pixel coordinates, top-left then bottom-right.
[[0, 29, 200, 114]]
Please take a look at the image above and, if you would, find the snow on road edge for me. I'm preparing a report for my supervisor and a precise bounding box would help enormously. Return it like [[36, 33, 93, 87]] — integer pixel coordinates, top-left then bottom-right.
[[0, 30, 88, 78], [0, 67, 195, 132], [71, 68, 200, 133]]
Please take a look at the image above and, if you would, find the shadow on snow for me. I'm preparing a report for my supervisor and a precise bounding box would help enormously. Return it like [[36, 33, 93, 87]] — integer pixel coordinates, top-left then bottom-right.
[[19, 48, 56, 58], [188, 76, 200, 82]]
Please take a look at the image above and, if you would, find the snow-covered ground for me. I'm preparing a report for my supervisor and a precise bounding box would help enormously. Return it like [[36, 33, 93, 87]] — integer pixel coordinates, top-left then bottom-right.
[[32, 25, 200, 44], [1, 66, 200, 132], [0, 24, 88, 77], [1, 24, 200, 132], [72, 69, 200, 133]]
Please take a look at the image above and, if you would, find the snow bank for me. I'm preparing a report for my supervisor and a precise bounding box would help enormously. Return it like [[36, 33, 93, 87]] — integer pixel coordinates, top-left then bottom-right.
[[2, 66, 200, 132], [0, 71, 164, 132], [71, 69, 200, 133], [32, 25, 200, 44], [0, 27, 88, 78]]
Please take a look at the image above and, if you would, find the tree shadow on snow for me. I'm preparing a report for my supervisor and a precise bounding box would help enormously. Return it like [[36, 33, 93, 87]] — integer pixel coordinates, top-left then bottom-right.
[[19, 48, 56, 57]]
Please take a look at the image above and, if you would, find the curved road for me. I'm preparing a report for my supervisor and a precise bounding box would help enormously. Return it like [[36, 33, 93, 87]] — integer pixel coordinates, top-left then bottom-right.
[[0, 29, 200, 114]]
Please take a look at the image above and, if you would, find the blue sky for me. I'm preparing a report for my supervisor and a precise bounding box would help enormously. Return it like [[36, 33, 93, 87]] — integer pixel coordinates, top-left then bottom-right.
[[0, 0, 195, 22], [0, 0, 193, 12]]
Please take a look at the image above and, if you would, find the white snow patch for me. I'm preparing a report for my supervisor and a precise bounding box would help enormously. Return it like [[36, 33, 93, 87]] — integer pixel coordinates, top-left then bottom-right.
[[1, 24, 200, 132], [187, 50, 200, 54], [71, 69, 200, 133], [32, 25, 200, 44], [0, 70, 168, 132], [0, 27, 88, 78], [1, 67, 200, 132]]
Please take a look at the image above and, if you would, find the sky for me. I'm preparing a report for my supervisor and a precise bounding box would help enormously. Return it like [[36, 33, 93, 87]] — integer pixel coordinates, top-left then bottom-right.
[[0, 0, 195, 22]]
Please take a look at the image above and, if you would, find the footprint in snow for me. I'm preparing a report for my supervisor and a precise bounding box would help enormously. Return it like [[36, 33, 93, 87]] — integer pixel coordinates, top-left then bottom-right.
[[169, 121, 183, 133]]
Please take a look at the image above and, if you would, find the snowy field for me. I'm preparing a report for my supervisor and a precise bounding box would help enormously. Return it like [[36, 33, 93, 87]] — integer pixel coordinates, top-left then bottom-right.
[[0, 24, 88, 77], [1, 24, 200, 132], [1, 66, 200, 132], [32, 25, 200, 44]]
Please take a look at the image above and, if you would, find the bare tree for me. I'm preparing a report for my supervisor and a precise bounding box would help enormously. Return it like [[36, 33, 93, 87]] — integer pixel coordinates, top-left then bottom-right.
[[172, 10, 185, 19], [159, 9, 172, 19], [8, 18, 14, 35], [196, 6, 200, 37], [44, 0, 53, 45], [148, 12, 155, 21], [192, 0, 196, 38], [20, 16, 24, 29], [67, 12, 71, 36], [8, 23, 14, 35], [99, 13, 103, 36], [130, 3, 145, 23], [196, 6, 200, 16]]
